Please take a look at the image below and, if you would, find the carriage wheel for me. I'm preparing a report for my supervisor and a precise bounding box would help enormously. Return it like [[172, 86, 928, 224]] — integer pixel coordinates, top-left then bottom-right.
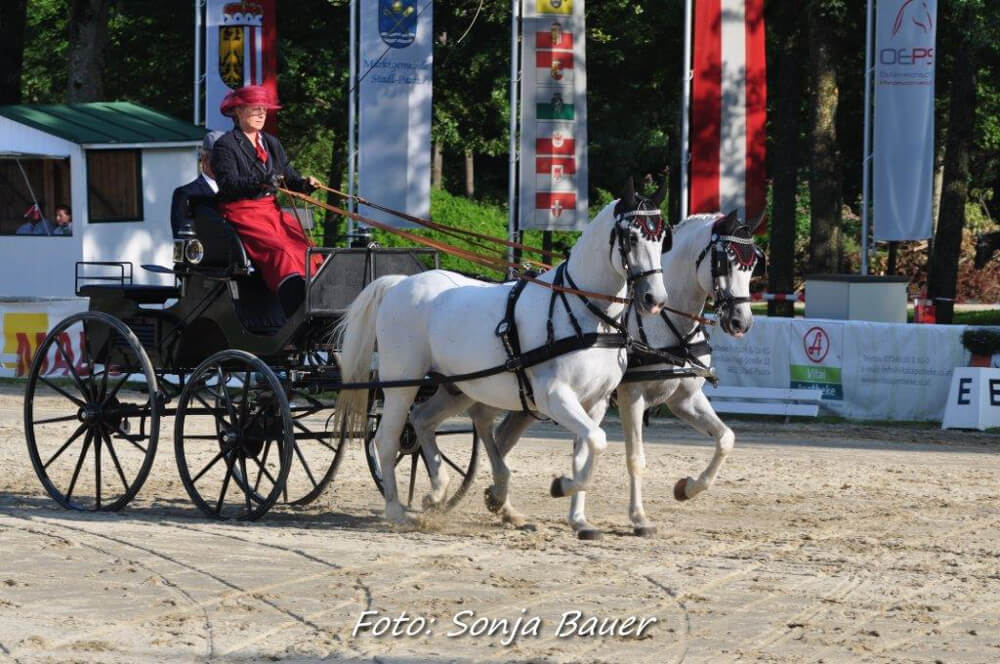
[[174, 350, 293, 520], [363, 405, 479, 512], [281, 386, 347, 506], [24, 311, 159, 511]]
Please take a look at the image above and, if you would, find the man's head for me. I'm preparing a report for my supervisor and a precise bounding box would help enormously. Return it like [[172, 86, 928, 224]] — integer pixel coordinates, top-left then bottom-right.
[[200, 130, 225, 178], [54, 205, 71, 227]]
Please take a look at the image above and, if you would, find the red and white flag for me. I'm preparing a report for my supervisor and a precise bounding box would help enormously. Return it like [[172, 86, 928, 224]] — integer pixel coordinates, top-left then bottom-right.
[[205, 0, 279, 132], [689, 0, 767, 226]]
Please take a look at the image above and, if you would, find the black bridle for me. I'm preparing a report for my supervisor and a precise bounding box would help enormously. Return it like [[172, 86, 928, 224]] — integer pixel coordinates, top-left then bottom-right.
[[694, 218, 764, 315], [611, 198, 670, 286]]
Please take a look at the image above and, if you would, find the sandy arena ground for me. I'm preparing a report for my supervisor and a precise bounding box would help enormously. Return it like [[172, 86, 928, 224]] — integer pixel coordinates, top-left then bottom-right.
[[1, 382, 999, 663]]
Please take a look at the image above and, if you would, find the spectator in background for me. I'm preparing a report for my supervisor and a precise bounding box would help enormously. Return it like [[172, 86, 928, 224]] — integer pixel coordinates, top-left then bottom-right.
[[170, 130, 225, 236], [51, 204, 72, 236], [15, 204, 54, 235]]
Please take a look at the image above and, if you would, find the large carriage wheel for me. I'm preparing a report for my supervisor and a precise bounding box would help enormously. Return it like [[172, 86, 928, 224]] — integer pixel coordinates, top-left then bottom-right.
[[24, 311, 159, 511], [362, 400, 479, 512], [281, 386, 347, 506], [174, 350, 293, 520]]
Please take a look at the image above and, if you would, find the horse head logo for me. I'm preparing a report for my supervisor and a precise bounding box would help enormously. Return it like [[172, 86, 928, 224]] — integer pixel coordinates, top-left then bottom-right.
[[892, 0, 933, 39]]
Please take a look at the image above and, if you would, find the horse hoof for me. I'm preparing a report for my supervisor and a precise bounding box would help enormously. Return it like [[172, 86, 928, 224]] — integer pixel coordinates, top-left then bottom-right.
[[421, 495, 441, 512], [577, 528, 602, 541], [550, 477, 566, 498], [674, 477, 692, 502], [484, 487, 503, 513], [634, 525, 658, 538]]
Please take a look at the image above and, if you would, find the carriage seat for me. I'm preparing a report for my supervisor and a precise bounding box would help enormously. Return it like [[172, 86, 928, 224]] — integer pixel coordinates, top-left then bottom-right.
[[77, 283, 181, 304]]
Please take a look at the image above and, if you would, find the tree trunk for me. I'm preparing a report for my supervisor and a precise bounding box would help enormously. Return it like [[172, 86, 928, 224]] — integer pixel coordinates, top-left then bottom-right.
[[931, 141, 945, 234], [432, 142, 443, 189], [767, 8, 805, 317], [805, 3, 841, 275], [927, 22, 977, 323], [464, 150, 474, 198], [324, 139, 347, 247], [67, 0, 110, 102], [0, 0, 27, 105]]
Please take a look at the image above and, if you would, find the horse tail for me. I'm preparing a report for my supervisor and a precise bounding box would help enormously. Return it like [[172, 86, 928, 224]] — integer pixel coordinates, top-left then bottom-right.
[[332, 274, 408, 441]]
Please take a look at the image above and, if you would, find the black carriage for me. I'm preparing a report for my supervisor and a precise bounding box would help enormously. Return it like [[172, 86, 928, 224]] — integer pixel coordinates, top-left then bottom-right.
[[23, 209, 479, 520]]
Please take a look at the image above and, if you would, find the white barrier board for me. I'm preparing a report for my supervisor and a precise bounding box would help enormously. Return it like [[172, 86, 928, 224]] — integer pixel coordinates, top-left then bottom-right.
[[710, 317, 967, 421]]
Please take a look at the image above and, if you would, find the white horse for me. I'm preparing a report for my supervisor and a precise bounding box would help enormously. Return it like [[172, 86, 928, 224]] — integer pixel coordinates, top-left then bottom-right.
[[334, 180, 671, 532], [409, 210, 761, 538]]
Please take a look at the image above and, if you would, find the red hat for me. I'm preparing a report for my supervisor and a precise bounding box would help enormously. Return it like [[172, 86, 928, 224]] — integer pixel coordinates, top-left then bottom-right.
[[219, 85, 281, 117]]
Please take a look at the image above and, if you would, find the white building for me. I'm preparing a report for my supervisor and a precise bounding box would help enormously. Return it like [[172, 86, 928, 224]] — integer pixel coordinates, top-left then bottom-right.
[[0, 102, 204, 298]]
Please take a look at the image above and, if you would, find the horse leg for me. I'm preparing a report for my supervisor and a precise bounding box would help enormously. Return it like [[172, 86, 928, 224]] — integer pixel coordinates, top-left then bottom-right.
[[615, 384, 655, 536], [666, 383, 734, 501], [376, 385, 422, 523], [565, 398, 610, 539], [483, 410, 536, 526], [409, 389, 474, 510]]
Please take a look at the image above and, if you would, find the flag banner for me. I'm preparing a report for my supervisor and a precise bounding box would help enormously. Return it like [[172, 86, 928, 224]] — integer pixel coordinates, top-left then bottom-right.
[[520, 0, 588, 231], [689, 0, 767, 223], [873, 0, 937, 241], [205, 0, 278, 132], [358, 0, 433, 227]]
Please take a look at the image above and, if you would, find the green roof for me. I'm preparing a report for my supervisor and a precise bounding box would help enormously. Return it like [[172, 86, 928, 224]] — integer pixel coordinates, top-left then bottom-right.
[[0, 102, 205, 145]]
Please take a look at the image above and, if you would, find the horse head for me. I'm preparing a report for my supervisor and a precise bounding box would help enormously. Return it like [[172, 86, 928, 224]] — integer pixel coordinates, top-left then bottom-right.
[[611, 177, 670, 315], [671, 210, 763, 337]]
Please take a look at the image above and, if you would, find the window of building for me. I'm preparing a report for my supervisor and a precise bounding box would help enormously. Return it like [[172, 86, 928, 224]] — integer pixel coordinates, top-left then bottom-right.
[[0, 157, 72, 236], [87, 150, 143, 222]]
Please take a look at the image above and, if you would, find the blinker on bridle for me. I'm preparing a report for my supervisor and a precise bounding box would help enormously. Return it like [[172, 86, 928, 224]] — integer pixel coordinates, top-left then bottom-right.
[[694, 220, 765, 311], [612, 203, 668, 284]]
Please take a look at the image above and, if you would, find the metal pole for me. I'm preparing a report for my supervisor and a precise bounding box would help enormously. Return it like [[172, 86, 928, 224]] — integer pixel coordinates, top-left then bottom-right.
[[680, 0, 693, 219], [507, 0, 520, 273], [194, 0, 202, 125], [861, 0, 874, 275], [347, 0, 358, 243]]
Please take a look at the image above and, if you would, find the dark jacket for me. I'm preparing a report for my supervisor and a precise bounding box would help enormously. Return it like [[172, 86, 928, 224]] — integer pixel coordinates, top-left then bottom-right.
[[170, 175, 216, 236], [211, 129, 312, 203]]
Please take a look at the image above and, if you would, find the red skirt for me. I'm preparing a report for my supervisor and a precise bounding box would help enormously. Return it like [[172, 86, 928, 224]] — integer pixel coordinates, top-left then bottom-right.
[[219, 197, 324, 292]]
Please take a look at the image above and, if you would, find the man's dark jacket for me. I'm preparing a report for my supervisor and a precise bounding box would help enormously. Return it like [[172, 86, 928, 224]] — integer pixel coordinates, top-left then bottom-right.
[[210, 129, 312, 203], [170, 175, 216, 236]]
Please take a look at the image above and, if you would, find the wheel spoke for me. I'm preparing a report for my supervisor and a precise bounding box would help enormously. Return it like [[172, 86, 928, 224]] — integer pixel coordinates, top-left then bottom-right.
[[99, 363, 111, 401], [80, 324, 101, 404], [38, 377, 86, 408], [292, 438, 319, 490], [192, 389, 224, 416], [238, 370, 251, 426], [100, 427, 131, 493], [94, 430, 102, 509], [215, 366, 238, 425], [33, 414, 82, 425], [110, 424, 148, 454], [238, 454, 252, 513], [407, 453, 417, 507], [438, 451, 468, 478], [253, 439, 274, 492], [191, 450, 225, 485], [54, 338, 92, 402], [101, 371, 134, 407], [65, 429, 93, 502], [215, 452, 236, 514], [43, 423, 88, 469]]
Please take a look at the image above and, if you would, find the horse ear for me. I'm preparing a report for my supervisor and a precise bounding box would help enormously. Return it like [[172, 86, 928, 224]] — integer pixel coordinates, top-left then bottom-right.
[[651, 167, 668, 207], [751, 210, 768, 235], [622, 177, 636, 209], [719, 209, 740, 234]]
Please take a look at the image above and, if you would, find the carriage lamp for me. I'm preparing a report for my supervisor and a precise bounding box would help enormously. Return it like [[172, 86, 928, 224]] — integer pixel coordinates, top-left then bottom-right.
[[184, 239, 205, 264], [173, 239, 185, 264]]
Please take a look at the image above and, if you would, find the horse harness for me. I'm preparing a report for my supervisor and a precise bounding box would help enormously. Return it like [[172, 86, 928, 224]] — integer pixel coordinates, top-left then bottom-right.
[[495, 204, 669, 413]]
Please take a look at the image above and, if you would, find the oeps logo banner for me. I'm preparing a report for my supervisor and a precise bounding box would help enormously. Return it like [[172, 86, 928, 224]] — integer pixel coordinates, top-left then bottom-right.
[[358, 0, 433, 227], [873, 0, 937, 241]]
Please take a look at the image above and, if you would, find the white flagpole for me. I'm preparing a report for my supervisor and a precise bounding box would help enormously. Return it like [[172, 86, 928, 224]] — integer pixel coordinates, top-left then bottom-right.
[[194, 0, 202, 125], [347, 0, 357, 243], [680, 0, 693, 219], [507, 0, 520, 271], [860, 0, 874, 274]]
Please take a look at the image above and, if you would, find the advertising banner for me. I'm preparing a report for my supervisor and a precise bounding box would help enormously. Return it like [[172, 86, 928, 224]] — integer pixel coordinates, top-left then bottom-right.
[[1, 300, 89, 379], [873, 0, 937, 241], [519, 0, 588, 231], [709, 317, 967, 421], [358, 0, 433, 227], [205, 0, 279, 132]]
